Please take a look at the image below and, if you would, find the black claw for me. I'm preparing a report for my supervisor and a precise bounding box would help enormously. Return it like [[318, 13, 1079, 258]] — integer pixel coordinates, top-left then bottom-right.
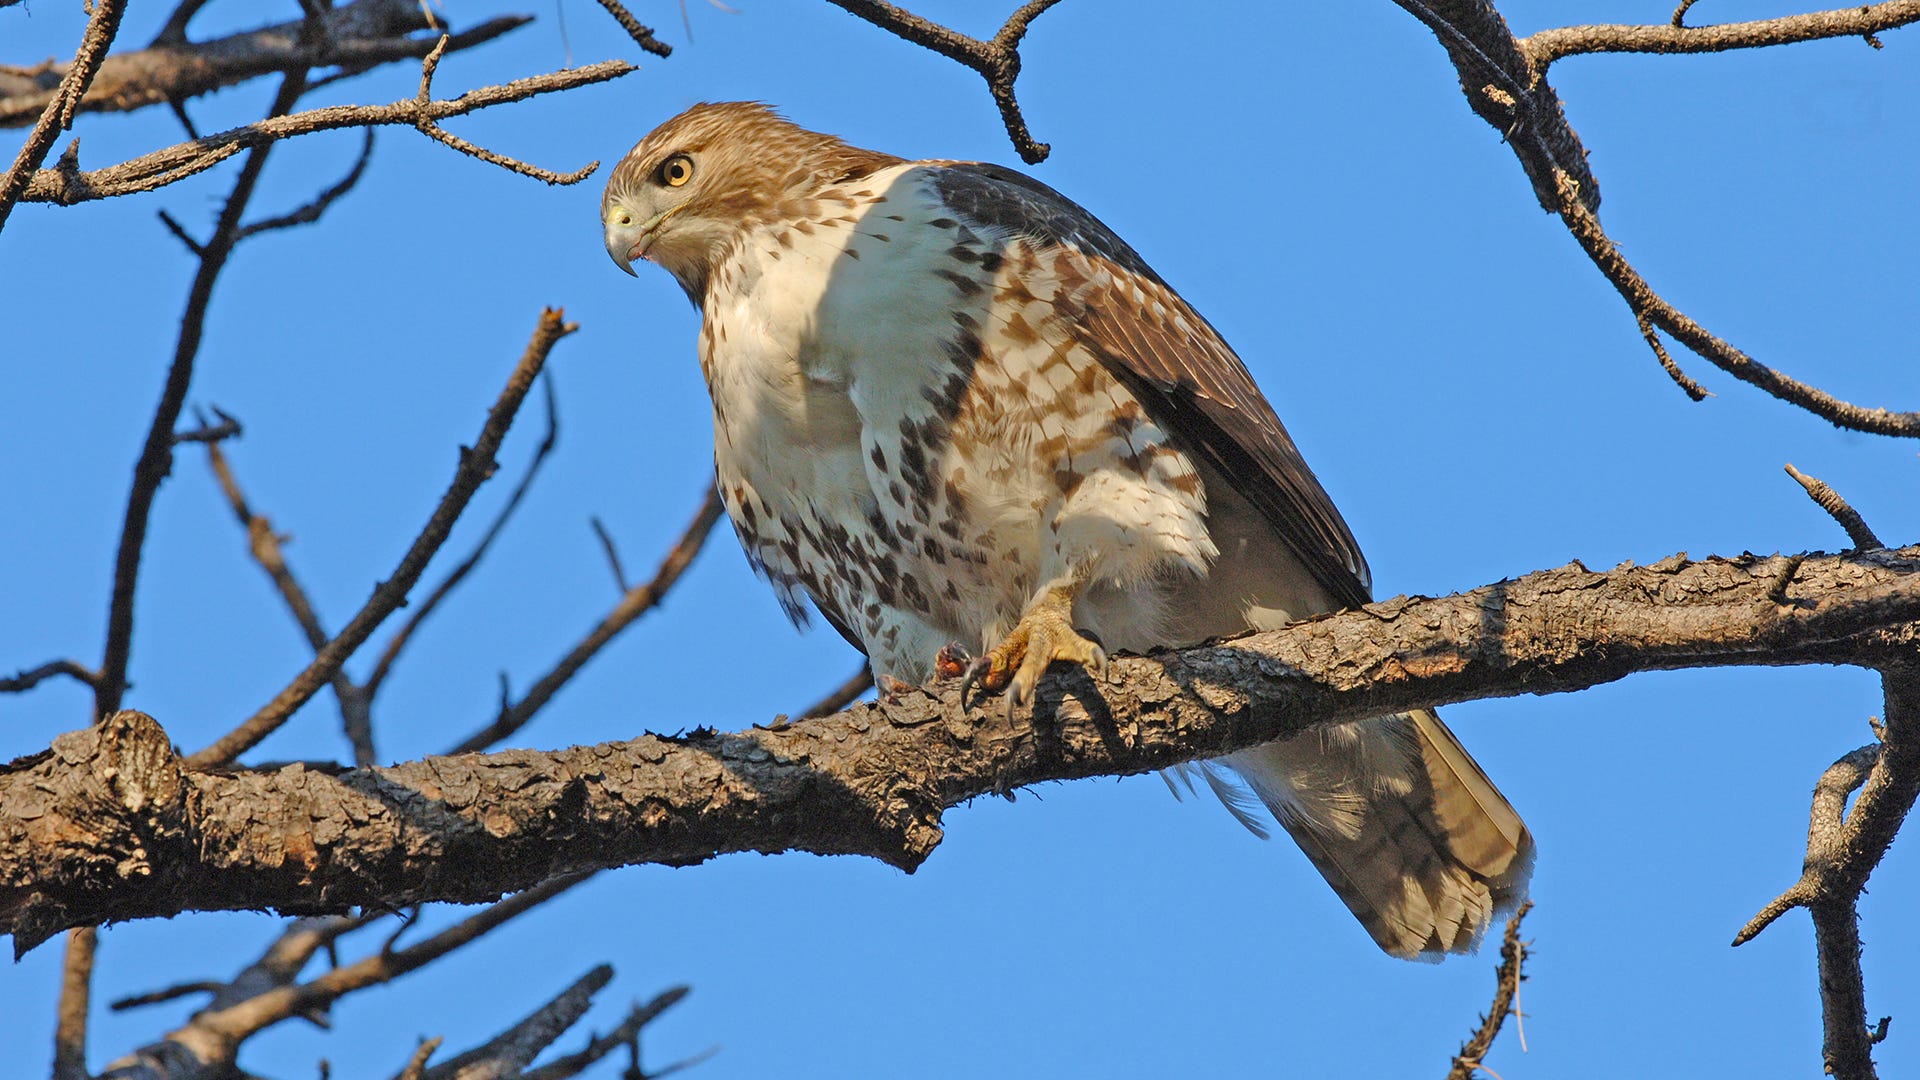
[[959, 655, 996, 710]]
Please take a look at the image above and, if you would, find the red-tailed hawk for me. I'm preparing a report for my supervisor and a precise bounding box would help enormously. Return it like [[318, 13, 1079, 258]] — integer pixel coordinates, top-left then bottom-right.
[[603, 102, 1532, 958]]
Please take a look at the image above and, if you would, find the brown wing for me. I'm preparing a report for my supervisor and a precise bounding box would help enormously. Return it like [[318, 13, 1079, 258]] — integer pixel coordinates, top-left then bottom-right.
[[931, 163, 1373, 610]]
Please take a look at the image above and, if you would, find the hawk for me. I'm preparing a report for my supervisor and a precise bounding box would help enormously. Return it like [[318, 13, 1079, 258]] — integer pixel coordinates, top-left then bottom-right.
[[602, 102, 1532, 958]]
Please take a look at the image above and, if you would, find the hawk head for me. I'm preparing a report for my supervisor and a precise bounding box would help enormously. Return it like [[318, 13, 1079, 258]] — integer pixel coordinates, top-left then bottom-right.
[[601, 102, 900, 303]]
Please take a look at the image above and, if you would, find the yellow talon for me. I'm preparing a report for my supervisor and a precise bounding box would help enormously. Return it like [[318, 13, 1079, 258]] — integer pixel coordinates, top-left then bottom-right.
[[961, 584, 1108, 716]]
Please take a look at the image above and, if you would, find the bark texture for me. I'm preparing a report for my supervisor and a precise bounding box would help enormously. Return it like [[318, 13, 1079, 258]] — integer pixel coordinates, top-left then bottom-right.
[[5, 545, 1917, 953]]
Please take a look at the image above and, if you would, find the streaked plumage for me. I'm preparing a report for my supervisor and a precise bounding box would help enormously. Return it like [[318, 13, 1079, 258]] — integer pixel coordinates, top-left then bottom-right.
[[602, 102, 1532, 958]]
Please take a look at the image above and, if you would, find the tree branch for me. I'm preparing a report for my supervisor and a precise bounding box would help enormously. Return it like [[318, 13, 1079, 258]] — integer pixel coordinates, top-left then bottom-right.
[[1447, 900, 1531, 1079], [0, 0, 127, 231], [824, 0, 1063, 163], [9, 545, 1920, 950], [1522, 2, 1920, 67], [185, 308, 574, 769], [446, 487, 723, 755], [1, 659, 102, 694], [1391, 1, 1920, 437], [96, 70, 311, 722], [0, 0, 529, 128], [18, 60, 633, 206]]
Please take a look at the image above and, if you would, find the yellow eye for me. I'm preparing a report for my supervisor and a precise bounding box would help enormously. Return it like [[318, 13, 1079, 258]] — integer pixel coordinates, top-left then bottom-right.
[[659, 154, 694, 188]]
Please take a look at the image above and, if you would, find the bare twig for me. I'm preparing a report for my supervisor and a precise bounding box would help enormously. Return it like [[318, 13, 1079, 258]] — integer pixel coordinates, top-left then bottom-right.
[[1524, 2, 1920, 67], [239, 128, 375, 239], [410, 37, 600, 185], [363, 372, 560, 699], [52, 927, 98, 1080], [205, 440, 377, 764], [799, 666, 875, 719], [107, 981, 228, 1011], [447, 487, 723, 754], [0, 659, 102, 694], [172, 405, 243, 445], [186, 309, 575, 768], [1548, 171, 1920, 437], [394, 1037, 444, 1080], [98, 875, 592, 1078], [0, 0, 127, 232], [824, 0, 1064, 162], [589, 516, 631, 593], [591, 0, 674, 56], [1732, 668, 1920, 1079], [96, 70, 312, 722], [0, 0, 529, 128], [419, 965, 611, 1079], [1785, 464, 1885, 551], [21, 61, 633, 206], [156, 209, 206, 256], [1448, 900, 1532, 1080], [1636, 312, 1709, 401], [1391, 4, 1920, 437], [521, 986, 698, 1080]]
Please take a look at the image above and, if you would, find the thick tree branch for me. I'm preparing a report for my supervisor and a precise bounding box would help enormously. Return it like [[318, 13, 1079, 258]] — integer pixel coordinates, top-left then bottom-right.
[[19, 60, 633, 206], [0, 0, 528, 130], [7, 545, 1920, 950]]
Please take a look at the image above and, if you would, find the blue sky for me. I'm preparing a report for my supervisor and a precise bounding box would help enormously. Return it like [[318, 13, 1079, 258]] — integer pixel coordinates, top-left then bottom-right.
[[4, 1, 1917, 1076]]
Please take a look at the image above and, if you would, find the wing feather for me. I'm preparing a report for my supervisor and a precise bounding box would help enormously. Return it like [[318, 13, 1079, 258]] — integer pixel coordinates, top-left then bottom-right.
[[930, 162, 1372, 609]]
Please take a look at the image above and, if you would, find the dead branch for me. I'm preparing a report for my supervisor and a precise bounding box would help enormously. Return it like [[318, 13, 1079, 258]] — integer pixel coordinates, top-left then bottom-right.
[[170, 406, 243, 445], [824, 0, 1063, 163], [8, 545, 1920, 948], [238, 128, 375, 239], [419, 965, 611, 1079], [1786, 464, 1885, 551], [97, 71, 312, 724], [408, 37, 599, 185], [447, 487, 724, 755], [590, 0, 674, 57], [1522, 2, 1920, 66], [1732, 668, 1920, 1079], [0, 0, 126, 231], [95, 875, 593, 1079], [0, 0, 528, 130], [185, 308, 575, 769], [1447, 901, 1532, 1079], [520, 986, 694, 1080], [363, 373, 561, 700], [395, 1037, 444, 1080], [206, 436, 379, 764], [19, 60, 633, 206], [0, 659, 101, 694], [1390, 1, 1920, 438], [53, 926, 98, 1080]]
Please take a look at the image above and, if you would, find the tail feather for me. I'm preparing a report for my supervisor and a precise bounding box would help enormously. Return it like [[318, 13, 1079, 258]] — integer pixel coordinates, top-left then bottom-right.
[[1216, 708, 1532, 959]]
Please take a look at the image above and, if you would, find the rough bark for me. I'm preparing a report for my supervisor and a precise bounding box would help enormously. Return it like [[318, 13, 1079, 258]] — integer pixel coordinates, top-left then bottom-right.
[[4, 545, 1917, 954]]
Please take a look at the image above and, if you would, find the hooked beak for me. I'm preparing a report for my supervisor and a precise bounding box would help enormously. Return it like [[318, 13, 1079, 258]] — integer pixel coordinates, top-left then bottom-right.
[[603, 204, 684, 277]]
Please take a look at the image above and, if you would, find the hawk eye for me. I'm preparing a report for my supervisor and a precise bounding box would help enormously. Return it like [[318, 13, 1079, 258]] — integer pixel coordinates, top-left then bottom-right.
[[658, 154, 694, 188]]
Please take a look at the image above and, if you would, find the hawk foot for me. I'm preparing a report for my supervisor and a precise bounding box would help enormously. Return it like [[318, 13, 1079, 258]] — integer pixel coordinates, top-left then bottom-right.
[[961, 587, 1108, 716]]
